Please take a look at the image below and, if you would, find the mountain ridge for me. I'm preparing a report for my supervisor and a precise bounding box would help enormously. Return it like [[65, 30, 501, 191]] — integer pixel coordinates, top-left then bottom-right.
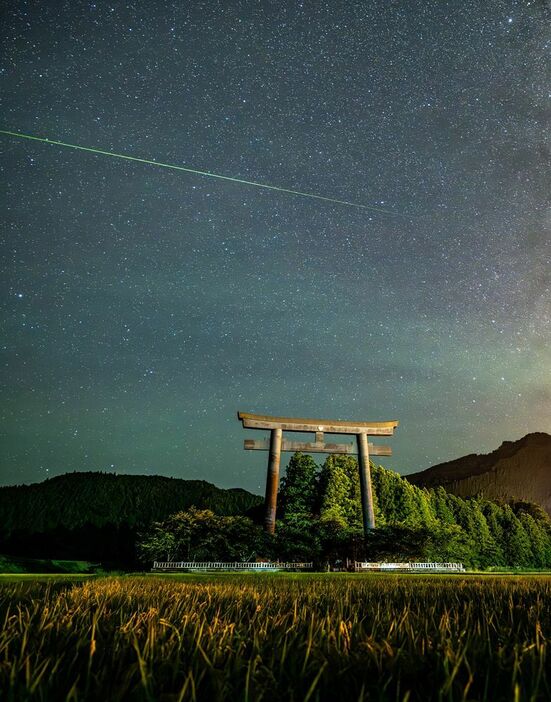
[[406, 432, 551, 514]]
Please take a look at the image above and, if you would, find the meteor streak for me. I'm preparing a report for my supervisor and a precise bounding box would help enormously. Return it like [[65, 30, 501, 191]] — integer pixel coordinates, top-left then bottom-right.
[[0, 129, 411, 216]]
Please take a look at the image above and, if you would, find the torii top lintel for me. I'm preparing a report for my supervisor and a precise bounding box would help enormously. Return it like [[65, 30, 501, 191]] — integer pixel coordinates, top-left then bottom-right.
[[237, 412, 399, 436]]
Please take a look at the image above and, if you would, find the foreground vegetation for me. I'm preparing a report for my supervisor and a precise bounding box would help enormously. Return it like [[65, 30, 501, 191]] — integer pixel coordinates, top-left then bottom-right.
[[0, 554, 102, 574], [1, 574, 550, 701]]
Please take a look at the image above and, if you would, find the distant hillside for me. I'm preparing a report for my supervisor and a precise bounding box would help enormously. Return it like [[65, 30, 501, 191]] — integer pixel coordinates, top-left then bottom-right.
[[406, 433, 551, 515], [0, 472, 261, 564]]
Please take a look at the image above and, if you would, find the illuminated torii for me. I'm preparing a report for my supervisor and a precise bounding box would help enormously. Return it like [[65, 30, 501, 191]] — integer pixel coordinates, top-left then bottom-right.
[[238, 412, 398, 536]]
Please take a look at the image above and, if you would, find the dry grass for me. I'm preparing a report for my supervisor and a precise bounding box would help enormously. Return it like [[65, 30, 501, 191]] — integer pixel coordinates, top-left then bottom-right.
[[0, 574, 550, 701]]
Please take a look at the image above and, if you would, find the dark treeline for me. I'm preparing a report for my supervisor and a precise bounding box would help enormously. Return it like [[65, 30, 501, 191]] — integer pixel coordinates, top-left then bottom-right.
[[140, 454, 551, 569], [0, 472, 261, 565]]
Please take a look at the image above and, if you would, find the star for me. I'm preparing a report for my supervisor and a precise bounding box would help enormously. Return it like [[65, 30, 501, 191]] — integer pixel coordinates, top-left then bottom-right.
[[0, 1, 549, 489]]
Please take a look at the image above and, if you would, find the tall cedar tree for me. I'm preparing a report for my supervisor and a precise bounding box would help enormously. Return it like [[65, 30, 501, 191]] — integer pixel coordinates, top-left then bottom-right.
[[279, 453, 318, 524]]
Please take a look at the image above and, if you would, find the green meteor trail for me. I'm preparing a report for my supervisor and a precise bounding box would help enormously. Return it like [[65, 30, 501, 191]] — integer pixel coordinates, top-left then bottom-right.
[[0, 129, 410, 216]]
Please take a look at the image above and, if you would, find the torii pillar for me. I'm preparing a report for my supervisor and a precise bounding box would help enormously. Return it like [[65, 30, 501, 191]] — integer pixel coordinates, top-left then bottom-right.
[[264, 427, 282, 533], [238, 412, 399, 536], [356, 431, 375, 535]]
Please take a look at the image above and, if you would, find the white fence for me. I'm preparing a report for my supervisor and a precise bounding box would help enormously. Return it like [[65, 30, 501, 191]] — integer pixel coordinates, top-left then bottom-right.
[[355, 562, 465, 573], [153, 560, 464, 573], [152, 561, 313, 571]]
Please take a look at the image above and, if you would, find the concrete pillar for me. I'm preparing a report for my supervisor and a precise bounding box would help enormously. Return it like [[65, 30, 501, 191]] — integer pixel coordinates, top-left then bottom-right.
[[356, 432, 375, 534], [264, 428, 282, 533]]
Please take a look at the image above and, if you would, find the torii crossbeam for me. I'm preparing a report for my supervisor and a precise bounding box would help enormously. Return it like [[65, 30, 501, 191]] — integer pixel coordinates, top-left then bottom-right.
[[238, 412, 398, 537]]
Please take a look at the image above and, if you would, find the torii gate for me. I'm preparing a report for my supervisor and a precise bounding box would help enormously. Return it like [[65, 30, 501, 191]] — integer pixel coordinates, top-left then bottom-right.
[[238, 412, 398, 537]]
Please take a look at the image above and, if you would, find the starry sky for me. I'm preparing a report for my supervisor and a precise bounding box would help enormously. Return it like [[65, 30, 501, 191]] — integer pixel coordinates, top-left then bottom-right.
[[1, 0, 550, 492]]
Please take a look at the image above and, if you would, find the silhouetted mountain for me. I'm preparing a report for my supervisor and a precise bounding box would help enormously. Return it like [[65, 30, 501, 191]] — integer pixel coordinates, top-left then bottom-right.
[[406, 433, 551, 515], [0, 471, 261, 565]]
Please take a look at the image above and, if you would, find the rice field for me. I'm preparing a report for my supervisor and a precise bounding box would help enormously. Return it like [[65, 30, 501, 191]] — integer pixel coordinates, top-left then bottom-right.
[[0, 573, 550, 701]]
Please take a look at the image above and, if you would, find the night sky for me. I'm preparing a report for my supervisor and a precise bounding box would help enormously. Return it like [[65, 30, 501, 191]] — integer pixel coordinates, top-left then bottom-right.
[[1, 1, 550, 492]]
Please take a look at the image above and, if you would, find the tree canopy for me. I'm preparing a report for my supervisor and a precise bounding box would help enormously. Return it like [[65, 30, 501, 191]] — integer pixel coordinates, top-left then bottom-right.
[[139, 453, 551, 569], [275, 453, 551, 568]]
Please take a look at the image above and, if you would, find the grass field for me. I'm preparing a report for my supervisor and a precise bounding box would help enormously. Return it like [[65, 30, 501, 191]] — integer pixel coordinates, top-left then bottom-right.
[[0, 554, 101, 575], [0, 574, 550, 701]]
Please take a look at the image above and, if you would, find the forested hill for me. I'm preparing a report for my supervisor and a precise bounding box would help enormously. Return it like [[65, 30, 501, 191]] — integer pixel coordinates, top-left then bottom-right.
[[406, 433, 551, 516], [0, 472, 261, 563], [0, 472, 261, 535]]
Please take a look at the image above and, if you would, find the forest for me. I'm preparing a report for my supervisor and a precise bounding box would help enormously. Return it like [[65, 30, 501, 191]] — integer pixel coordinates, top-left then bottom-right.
[[1, 459, 550, 569], [139, 453, 551, 569], [0, 472, 261, 564]]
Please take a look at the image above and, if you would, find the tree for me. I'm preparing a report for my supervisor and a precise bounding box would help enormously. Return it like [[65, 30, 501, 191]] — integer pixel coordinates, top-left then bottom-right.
[[274, 521, 322, 562], [499, 506, 534, 568], [372, 466, 419, 526], [480, 500, 506, 566], [470, 501, 500, 567], [137, 523, 177, 562], [318, 455, 365, 529], [364, 525, 449, 562], [424, 524, 473, 563], [414, 488, 438, 528], [137, 508, 266, 564], [279, 453, 318, 524], [431, 486, 457, 525], [517, 511, 551, 568], [318, 456, 354, 528]]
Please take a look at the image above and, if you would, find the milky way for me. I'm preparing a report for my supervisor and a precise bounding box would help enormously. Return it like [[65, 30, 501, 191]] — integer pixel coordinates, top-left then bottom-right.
[[1, 1, 550, 491]]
